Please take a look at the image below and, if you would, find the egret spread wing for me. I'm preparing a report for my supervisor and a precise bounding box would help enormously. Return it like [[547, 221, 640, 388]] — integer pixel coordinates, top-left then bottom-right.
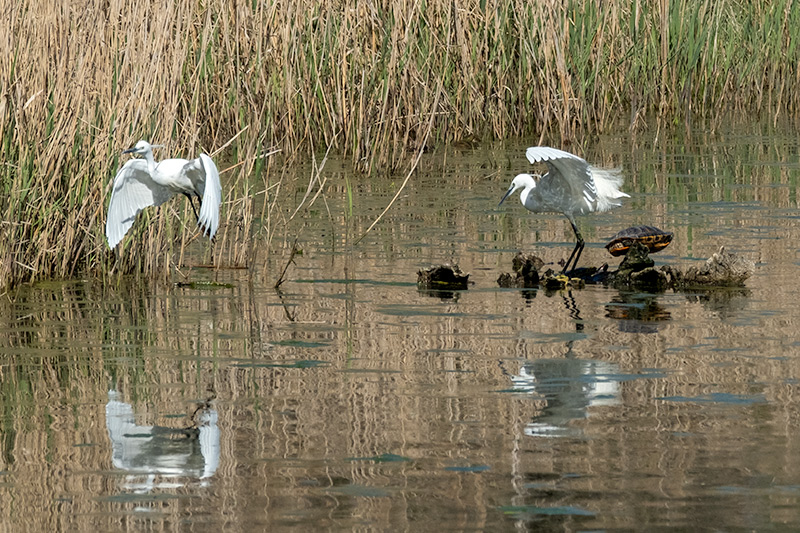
[[525, 146, 598, 215], [106, 160, 174, 248], [182, 154, 221, 239]]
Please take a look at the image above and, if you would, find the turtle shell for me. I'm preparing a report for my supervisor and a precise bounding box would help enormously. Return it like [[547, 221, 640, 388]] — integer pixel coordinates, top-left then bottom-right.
[[605, 225, 673, 257]]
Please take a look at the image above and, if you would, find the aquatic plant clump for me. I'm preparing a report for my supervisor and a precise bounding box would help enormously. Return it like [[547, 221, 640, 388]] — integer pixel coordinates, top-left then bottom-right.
[[1, 0, 799, 288]]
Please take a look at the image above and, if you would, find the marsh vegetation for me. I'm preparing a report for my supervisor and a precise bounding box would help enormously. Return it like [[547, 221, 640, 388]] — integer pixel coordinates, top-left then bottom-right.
[[2, 0, 799, 288]]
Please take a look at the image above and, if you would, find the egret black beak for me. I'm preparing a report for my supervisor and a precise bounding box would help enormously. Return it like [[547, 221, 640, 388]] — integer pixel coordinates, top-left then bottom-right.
[[122, 147, 137, 154], [499, 186, 515, 206]]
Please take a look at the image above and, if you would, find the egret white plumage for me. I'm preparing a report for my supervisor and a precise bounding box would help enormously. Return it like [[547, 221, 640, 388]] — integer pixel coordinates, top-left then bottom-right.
[[499, 146, 629, 273], [105, 140, 222, 249]]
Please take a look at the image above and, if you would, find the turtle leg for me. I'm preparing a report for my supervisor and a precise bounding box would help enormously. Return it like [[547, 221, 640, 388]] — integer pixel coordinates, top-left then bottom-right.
[[562, 220, 585, 274]]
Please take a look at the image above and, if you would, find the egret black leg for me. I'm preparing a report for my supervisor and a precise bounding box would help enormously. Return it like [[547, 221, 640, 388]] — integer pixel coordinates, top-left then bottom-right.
[[562, 221, 585, 274], [562, 241, 582, 274], [570, 238, 585, 273], [184, 193, 200, 222]]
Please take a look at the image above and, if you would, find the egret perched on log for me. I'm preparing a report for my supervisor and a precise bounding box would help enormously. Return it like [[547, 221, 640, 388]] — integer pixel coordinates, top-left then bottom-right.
[[499, 146, 629, 273], [105, 140, 222, 249]]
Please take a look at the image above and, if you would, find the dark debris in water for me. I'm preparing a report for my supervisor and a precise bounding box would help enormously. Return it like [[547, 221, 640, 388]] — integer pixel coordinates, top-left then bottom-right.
[[609, 243, 755, 291], [498, 251, 591, 291], [497, 242, 754, 292], [664, 245, 755, 288], [540, 272, 585, 291], [417, 263, 470, 291], [497, 252, 542, 288]]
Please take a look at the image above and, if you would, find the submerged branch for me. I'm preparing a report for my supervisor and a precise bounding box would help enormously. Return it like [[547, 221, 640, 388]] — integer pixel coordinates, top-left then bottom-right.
[[274, 238, 301, 289]]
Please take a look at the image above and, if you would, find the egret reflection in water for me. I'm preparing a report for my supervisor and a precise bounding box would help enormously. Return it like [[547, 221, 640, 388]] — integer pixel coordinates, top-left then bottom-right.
[[510, 357, 621, 438], [505, 292, 622, 436], [105, 390, 220, 492]]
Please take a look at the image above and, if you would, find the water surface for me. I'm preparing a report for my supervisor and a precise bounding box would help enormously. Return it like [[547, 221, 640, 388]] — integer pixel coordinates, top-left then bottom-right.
[[2, 122, 800, 530]]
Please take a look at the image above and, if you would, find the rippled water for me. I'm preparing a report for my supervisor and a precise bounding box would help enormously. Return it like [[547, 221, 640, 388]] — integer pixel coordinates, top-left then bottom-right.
[[3, 122, 800, 530]]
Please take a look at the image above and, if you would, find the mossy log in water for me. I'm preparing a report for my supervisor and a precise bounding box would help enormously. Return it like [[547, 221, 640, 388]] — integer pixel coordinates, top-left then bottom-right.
[[417, 264, 470, 291], [498, 242, 754, 292], [175, 281, 236, 289], [662, 246, 756, 288], [497, 252, 543, 288]]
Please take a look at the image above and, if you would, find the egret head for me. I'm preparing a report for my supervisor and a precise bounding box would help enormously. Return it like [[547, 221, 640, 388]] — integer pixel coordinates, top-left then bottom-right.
[[122, 140, 164, 156], [499, 173, 538, 206]]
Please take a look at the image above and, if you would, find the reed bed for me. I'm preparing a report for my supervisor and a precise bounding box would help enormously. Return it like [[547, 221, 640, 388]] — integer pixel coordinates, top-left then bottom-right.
[[1, 0, 799, 289]]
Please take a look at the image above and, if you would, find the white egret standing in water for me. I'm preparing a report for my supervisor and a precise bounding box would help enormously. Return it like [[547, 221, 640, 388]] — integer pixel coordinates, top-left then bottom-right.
[[105, 140, 222, 249], [499, 146, 629, 273]]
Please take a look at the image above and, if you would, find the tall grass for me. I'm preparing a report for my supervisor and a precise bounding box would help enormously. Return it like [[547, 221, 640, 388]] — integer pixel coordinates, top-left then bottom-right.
[[1, 0, 799, 289]]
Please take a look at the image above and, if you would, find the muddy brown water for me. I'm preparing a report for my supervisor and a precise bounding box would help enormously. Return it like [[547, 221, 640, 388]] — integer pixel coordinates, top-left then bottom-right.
[[2, 123, 800, 530]]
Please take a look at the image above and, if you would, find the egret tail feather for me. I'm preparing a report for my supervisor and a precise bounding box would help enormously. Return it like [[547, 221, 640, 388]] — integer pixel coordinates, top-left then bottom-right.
[[590, 166, 629, 212]]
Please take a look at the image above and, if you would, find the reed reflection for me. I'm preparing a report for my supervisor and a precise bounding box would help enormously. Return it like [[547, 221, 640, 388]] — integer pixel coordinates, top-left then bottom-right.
[[105, 390, 219, 492]]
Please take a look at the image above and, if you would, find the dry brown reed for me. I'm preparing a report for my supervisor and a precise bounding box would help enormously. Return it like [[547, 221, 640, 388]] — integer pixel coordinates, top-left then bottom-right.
[[1, 0, 799, 288]]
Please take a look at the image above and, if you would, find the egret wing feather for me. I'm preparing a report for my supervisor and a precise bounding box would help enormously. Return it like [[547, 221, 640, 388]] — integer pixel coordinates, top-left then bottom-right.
[[525, 146, 588, 166], [106, 160, 174, 248], [182, 154, 221, 239], [525, 146, 597, 216]]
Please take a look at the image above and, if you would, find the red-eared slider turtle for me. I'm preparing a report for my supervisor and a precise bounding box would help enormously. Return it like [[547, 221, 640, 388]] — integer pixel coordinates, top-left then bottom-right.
[[605, 225, 673, 257]]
